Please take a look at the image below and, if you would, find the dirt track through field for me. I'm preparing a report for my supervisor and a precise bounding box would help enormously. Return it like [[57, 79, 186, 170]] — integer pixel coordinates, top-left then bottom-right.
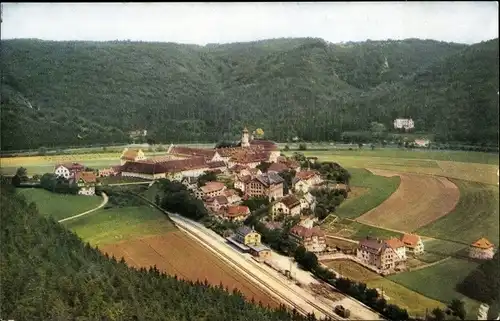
[[356, 169, 460, 232], [101, 231, 279, 308]]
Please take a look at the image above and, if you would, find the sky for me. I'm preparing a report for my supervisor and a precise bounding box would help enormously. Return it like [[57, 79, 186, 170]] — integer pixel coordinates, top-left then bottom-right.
[[1, 2, 498, 45]]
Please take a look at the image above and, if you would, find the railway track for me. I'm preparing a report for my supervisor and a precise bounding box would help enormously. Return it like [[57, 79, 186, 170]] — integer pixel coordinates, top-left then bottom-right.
[[172, 215, 343, 320]]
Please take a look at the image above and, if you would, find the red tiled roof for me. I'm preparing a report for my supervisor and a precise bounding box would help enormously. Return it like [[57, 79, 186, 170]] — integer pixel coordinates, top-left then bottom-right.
[[249, 139, 279, 151], [400, 234, 421, 248], [358, 237, 386, 254], [385, 238, 405, 250], [226, 205, 250, 217], [121, 157, 207, 174], [230, 151, 270, 164], [206, 195, 229, 205], [55, 163, 85, 171], [208, 161, 226, 168], [268, 162, 289, 173], [224, 189, 239, 197], [471, 238, 494, 249], [200, 181, 226, 194], [290, 225, 324, 239], [74, 171, 97, 183], [169, 146, 217, 159], [280, 194, 301, 209], [238, 175, 252, 183], [295, 170, 319, 181], [229, 164, 249, 172]]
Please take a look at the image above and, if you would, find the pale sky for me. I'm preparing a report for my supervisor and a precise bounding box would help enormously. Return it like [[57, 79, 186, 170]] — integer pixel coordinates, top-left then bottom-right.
[[1, 2, 498, 45]]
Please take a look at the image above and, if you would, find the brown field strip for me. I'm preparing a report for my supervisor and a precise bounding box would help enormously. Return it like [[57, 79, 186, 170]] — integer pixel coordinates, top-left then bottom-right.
[[100, 231, 279, 308], [356, 169, 460, 232]]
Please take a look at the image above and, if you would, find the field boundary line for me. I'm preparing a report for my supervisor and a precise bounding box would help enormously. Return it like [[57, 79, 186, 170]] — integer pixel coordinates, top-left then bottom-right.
[[407, 256, 452, 272], [58, 192, 108, 223]]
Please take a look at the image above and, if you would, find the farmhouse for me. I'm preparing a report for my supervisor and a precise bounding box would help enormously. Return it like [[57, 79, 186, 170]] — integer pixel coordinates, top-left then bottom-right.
[[245, 172, 284, 200], [271, 194, 301, 219], [400, 234, 424, 255], [293, 170, 322, 193], [385, 238, 407, 262], [357, 237, 406, 271], [468, 238, 495, 260], [54, 162, 85, 179], [120, 148, 146, 165], [72, 171, 99, 196], [198, 181, 226, 199], [289, 224, 326, 253], [299, 192, 316, 212], [204, 195, 229, 212], [223, 205, 251, 222]]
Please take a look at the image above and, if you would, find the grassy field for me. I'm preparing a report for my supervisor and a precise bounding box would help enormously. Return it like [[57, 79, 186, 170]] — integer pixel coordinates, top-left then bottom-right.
[[286, 150, 499, 185], [387, 258, 481, 318], [334, 168, 401, 219], [17, 188, 102, 221], [322, 259, 445, 316], [417, 180, 500, 245], [323, 217, 403, 240], [64, 205, 176, 246]]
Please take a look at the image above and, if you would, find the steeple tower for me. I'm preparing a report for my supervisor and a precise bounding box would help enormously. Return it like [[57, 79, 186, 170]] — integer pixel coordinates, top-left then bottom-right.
[[241, 127, 250, 148]]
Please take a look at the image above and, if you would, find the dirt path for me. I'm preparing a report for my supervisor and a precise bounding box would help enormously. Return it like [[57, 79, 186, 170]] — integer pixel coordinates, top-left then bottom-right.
[[58, 192, 108, 223], [356, 169, 460, 232]]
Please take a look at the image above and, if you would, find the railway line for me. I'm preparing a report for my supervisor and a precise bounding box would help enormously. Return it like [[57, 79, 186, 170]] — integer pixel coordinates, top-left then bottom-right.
[[171, 214, 343, 320]]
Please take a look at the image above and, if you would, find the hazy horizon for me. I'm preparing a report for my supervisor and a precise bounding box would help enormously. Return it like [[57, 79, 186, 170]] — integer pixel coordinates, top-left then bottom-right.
[[1, 2, 498, 45]]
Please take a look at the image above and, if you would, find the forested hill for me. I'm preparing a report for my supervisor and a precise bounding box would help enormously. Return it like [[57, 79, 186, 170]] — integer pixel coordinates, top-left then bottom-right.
[[0, 181, 320, 321], [1, 37, 498, 151]]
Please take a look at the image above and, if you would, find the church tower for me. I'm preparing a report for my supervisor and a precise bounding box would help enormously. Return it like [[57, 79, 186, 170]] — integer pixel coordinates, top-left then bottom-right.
[[241, 127, 250, 148]]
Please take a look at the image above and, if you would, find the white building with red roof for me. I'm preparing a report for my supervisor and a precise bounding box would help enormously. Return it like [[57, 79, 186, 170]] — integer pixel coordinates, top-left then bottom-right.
[[289, 224, 326, 253], [469, 237, 495, 260], [120, 148, 146, 165], [54, 162, 85, 179], [400, 234, 424, 255]]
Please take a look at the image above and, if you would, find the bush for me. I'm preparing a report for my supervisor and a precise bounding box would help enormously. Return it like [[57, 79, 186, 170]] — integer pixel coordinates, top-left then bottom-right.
[[298, 143, 307, 151]]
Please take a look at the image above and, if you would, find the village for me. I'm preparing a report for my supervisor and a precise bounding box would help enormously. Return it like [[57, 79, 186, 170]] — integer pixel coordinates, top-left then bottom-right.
[[47, 127, 496, 281]]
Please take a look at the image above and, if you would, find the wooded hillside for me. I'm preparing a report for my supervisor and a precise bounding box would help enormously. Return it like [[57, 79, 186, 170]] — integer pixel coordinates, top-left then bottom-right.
[[0, 181, 323, 321], [1, 37, 498, 150]]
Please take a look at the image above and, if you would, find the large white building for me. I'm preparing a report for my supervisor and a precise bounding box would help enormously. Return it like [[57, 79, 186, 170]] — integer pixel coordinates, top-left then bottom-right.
[[393, 118, 415, 130]]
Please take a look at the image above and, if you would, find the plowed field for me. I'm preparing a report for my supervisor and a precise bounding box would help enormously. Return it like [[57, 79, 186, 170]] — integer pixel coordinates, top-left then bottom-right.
[[356, 169, 460, 232], [101, 231, 278, 308]]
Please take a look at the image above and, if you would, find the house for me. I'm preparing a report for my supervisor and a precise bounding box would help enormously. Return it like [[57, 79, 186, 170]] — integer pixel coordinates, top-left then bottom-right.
[[267, 162, 289, 174], [245, 172, 284, 200], [198, 181, 226, 199], [72, 171, 99, 196], [240, 167, 262, 178], [385, 238, 407, 262], [224, 189, 242, 204], [54, 163, 85, 179], [228, 164, 249, 175], [204, 195, 229, 212], [181, 176, 198, 190], [414, 139, 431, 148], [223, 205, 250, 222], [469, 238, 495, 260], [234, 175, 251, 193], [357, 237, 401, 271], [299, 192, 316, 212], [129, 129, 147, 138], [275, 156, 301, 172], [293, 170, 322, 193], [289, 225, 326, 253], [265, 221, 283, 231], [400, 234, 424, 255], [233, 226, 261, 246], [120, 148, 146, 165], [272, 194, 301, 219], [228, 151, 270, 169], [393, 118, 415, 130]]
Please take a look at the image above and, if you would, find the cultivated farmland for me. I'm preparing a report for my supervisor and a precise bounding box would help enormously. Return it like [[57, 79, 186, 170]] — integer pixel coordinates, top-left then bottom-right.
[[417, 179, 500, 245], [333, 168, 400, 219], [17, 188, 102, 221], [101, 232, 279, 308], [290, 150, 499, 185], [322, 259, 445, 316], [356, 169, 460, 232], [387, 258, 481, 318]]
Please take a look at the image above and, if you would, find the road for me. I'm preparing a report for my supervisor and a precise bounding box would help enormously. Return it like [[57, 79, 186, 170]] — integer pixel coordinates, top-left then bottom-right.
[[58, 192, 108, 223]]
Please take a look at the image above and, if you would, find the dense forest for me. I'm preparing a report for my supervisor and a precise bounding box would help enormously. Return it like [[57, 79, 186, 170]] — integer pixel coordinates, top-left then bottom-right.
[[1, 37, 498, 151], [0, 179, 332, 321]]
